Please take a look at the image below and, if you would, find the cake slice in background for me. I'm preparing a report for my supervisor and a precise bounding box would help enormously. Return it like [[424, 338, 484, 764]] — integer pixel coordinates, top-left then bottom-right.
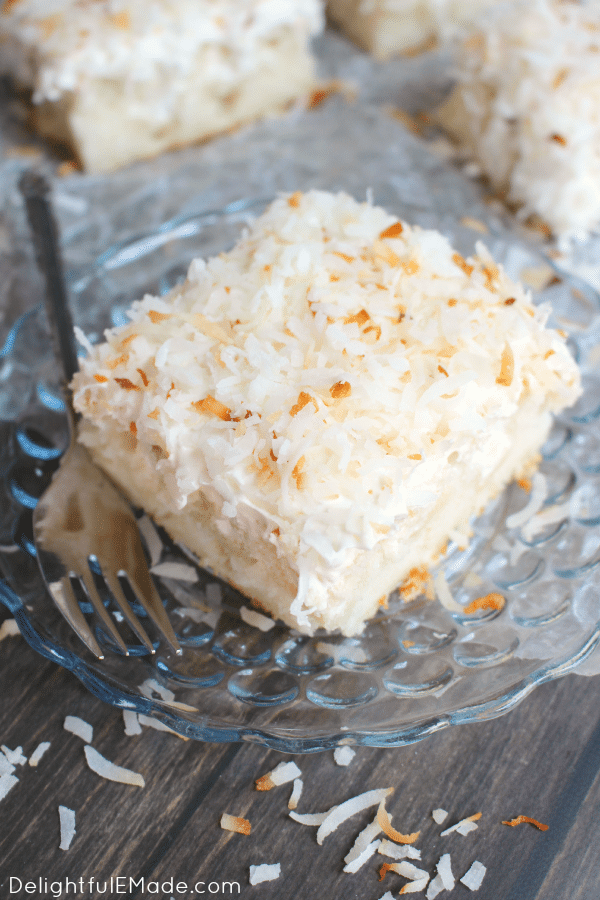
[[437, 0, 600, 242], [326, 0, 496, 59], [71, 190, 581, 635], [0, 0, 323, 173]]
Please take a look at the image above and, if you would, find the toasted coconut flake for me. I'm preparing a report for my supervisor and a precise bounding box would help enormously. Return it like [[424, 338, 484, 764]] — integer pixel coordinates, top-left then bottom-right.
[[379, 222, 404, 239], [249, 863, 280, 885], [330, 380, 351, 399], [378, 839, 421, 860], [290, 392, 309, 416], [432, 809, 448, 825], [93, 374, 108, 383], [0, 773, 18, 800], [114, 377, 140, 391], [400, 877, 429, 894], [28, 741, 50, 767], [463, 593, 505, 615], [123, 710, 142, 737], [333, 746, 355, 767], [379, 861, 429, 883], [460, 861, 487, 891], [192, 395, 231, 421], [221, 813, 251, 836], [83, 746, 144, 787], [58, 805, 76, 850], [64, 715, 93, 744], [0, 619, 20, 640], [256, 760, 301, 791], [400, 567, 433, 603], [502, 815, 548, 831], [377, 799, 420, 844], [441, 812, 482, 836], [148, 310, 172, 324], [288, 778, 303, 810], [496, 344, 514, 387], [452, 253, 474, 276], [240, 605, 275, 632], [317, 788, 393, 845]]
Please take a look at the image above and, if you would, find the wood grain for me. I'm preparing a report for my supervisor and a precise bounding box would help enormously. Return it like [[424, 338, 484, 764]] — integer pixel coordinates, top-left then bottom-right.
[[1, 615, 600, 900]]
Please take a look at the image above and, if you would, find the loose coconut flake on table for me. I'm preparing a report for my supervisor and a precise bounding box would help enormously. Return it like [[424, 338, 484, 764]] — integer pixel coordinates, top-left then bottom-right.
[[220, 813, 251, 836], [344, 815, 383, 871], [377, 798, 420, 844], [460, 861, 487, 891], [28, 741, 51, 767], [317, 788, 393, 846], [431, 809, 449, 825], [0, 773, 18, 801], [288, 778, 303, 810], [502, 815, 549, 831], [440, 812, 482, 836], [2, 745, 26, 766], [255, 761, 302, 791], [426, 853, 455, 898], [64, 715, 93, 744], [58, 805, 76, 851], [0, 619, 20, 640], [333, 745, 356, 767], [378, 840, 422, 861], [83, 746, 145, 787], [122, 710, 142, 737], [248, 863, 280, 885]]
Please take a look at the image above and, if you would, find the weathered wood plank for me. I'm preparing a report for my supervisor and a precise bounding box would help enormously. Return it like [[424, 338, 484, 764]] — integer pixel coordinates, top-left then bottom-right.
[[0, 629, 246, 890], [131, 674, 600, 900], [2, 616, 600, 900]]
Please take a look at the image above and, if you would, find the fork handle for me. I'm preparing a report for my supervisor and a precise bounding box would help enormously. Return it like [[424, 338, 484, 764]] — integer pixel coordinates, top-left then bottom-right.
[[19, 170, 80, 386]]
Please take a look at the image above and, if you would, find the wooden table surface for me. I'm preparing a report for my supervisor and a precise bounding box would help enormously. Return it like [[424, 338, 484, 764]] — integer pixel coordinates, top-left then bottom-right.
[[2, 29, 600, 900], [1, 609, 600, 900]]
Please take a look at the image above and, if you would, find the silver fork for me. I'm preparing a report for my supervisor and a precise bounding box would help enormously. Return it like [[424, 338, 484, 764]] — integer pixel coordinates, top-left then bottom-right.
[[20, 171, 181, 660]]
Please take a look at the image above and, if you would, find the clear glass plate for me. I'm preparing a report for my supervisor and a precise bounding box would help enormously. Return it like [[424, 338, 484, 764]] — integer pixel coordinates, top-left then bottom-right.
[[2, 196, 600, 751]]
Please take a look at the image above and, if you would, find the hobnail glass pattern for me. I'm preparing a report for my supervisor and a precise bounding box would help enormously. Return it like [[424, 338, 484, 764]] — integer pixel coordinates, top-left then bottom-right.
[[2, 201, 600, 751]]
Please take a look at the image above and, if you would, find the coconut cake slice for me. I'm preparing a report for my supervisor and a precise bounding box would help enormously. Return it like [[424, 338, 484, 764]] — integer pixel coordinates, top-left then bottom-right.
[[0, 0, 323, 173], [72, 190, 581, 635]]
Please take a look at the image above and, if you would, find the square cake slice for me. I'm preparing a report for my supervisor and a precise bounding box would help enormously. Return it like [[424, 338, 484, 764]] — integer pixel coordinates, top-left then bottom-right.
[[326, 0, 496, 59], [437, 0, 600, 241], [72, 190, 581, 635], [0, 0, 323, 173]]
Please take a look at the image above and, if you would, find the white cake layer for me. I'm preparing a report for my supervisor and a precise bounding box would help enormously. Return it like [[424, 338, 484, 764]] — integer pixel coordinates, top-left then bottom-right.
[[72, 190, 581, 635], [327, 0, 496, 59], [438, 0, 600, 241], [0, 0, 323, 171]]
